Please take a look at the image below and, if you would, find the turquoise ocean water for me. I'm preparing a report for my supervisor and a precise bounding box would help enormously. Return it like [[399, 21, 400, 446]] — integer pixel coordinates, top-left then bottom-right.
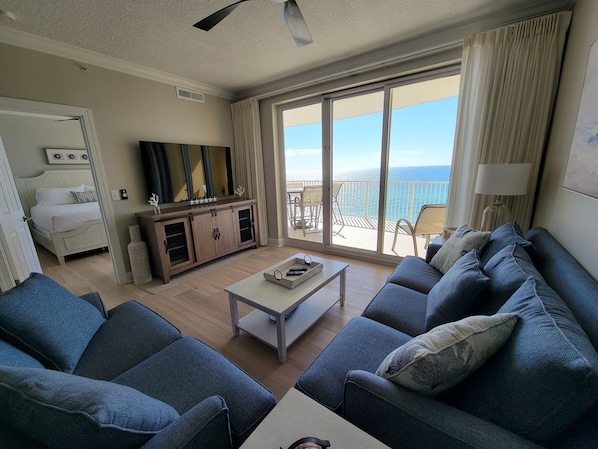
[[287, 165, 451, 222]]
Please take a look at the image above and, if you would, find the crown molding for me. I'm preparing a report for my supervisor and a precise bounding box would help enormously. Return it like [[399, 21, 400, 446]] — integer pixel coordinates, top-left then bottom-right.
[[0, 27, 235, 100]]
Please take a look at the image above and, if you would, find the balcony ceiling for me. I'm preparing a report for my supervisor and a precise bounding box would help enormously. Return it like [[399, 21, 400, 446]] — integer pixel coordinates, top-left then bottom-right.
[[0, 0, 570, 99]]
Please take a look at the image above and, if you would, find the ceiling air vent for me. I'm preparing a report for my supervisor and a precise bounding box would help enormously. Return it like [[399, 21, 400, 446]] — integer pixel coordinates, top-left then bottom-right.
[[176, 87, 205, 103]]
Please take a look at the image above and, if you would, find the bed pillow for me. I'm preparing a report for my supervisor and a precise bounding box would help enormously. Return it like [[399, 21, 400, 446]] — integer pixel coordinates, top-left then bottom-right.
[[0, 273, 106, 372], [0, 366, 179, 449], [425, 249, 490, 330], [376, 313, 518, 396], [430, 224, 491, 274], [72, 190, 98, 203], [35, 185, 86, 206]]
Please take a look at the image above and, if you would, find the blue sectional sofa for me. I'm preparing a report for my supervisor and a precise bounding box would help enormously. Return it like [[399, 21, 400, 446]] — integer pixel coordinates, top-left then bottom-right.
[[296, 223, 598, 448], [0, 273, 276, 449]]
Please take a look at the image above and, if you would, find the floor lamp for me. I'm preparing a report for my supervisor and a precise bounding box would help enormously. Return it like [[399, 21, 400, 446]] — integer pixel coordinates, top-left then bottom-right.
[[475, 163, 532, 231]]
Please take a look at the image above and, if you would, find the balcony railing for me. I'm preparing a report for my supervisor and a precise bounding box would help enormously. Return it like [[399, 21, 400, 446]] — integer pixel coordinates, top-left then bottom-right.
[[288, 180, 449, 225]]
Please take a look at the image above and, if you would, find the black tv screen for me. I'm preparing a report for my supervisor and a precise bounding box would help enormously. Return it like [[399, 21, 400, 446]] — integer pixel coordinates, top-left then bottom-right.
[[139, 141, 234, 204]]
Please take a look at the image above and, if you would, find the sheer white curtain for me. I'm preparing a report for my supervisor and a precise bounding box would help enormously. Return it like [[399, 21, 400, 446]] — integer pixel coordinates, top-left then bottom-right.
[[447, 11, 572, 230], [231, 97, 267, 244]]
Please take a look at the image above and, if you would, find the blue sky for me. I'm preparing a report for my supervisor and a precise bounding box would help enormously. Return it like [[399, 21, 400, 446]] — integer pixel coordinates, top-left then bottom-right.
[[284, 96, 459, 171]]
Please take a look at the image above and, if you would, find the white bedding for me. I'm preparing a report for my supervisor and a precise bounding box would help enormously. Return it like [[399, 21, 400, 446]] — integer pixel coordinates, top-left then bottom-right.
[[30, 203, 102, 234]]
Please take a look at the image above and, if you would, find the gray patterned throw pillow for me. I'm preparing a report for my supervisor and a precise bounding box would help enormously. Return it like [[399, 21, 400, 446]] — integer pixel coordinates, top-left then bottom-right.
[[376, 313, 518, 396], [430, 224, 491, 274]]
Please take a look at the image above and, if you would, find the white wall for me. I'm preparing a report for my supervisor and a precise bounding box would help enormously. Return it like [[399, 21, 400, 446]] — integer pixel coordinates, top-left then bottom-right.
[[0, 115, 85, 177], [0, 43, 234, 282], [533, 0, 598, 279]]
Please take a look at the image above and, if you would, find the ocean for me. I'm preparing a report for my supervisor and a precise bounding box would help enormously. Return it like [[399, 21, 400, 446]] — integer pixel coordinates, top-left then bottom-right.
[[287, 165, 451, 222]]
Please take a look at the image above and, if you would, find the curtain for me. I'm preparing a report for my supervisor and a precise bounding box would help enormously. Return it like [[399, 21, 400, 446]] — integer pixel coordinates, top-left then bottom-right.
[[231, 97, 268, 245], [447, 11, 572, 231]]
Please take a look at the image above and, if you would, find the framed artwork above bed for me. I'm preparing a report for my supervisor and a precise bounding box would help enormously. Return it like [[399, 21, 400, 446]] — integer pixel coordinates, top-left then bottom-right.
[[45, 148, 89, 165]]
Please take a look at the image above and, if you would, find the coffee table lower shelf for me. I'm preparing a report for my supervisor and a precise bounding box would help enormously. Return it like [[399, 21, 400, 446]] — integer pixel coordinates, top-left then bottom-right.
[[237, 288, 340, 351]]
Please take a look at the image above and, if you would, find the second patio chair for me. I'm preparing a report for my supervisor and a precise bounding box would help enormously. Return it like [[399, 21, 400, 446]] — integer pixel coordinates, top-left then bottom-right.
[[391, 203, 446, 256], [295, 185, 323, 236]]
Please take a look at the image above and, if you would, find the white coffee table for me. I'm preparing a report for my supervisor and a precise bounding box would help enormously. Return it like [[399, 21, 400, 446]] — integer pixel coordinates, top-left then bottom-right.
[[240, 388, 390, 449], [225, 253, 348, 362]]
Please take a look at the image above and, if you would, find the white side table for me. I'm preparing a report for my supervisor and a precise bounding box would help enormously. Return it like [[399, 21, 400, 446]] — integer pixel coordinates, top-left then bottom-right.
[[240, 388, 390, 449]]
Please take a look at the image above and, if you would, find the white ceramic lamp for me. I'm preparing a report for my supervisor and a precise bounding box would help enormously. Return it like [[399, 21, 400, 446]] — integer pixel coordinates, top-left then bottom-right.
[[475, 163, 532, 231]]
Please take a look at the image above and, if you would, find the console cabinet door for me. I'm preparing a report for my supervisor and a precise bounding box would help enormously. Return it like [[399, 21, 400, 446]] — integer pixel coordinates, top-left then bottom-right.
[[191, 212, 218, 264], [213, 208, 237, 255], [235, 205, 257, 249], [156, 217, 195, 282]]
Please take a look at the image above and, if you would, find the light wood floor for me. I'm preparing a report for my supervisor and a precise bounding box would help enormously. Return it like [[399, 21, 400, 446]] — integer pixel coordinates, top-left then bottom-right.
[[39, 245, 394, 400]]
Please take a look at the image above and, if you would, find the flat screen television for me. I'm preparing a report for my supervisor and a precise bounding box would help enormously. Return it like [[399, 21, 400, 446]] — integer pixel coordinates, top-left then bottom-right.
[[139, 141, 234, 203]]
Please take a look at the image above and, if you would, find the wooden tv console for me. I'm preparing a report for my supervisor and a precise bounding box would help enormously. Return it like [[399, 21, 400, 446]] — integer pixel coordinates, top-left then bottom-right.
[[136, 198, 258, 283]]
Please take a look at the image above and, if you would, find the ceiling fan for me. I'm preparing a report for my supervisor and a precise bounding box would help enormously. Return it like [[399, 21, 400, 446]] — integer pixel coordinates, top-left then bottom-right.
[[194, 0, 313, 47]]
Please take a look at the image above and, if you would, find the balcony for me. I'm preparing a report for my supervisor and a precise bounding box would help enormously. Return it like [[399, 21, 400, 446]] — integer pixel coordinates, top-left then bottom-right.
[[287, 179, 449, 256]]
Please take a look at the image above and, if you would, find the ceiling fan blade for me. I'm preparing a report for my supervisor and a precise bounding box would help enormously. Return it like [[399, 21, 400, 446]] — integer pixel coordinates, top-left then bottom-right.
[[194, 0, 250, 31], [283, 0, 313, 47]]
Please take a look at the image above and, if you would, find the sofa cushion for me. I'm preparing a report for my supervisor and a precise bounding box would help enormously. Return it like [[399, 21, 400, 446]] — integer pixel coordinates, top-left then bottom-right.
[[362, 283, 427, 336], [429, 225, 490, 274], [296, 316, 412, 413], [475, 243, 541, 315], [425, 249, 490, 331], [0, 273, 106, 373], [74, 301, 182, 380], [113, 337, 276, 448], [479, 221, 535, 266], [448, 277, 598, 444], [0, 366, 179, 449], [386, 256, 443, 294], [0, 339, 45, 369], [376, 313, 517, 396]]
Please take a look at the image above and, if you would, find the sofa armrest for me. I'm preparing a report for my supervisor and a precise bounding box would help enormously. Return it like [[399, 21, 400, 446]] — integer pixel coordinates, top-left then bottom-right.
[[344, 370, 545, 449], [141, 395, 232, 449], [79, 291, 108, 319]]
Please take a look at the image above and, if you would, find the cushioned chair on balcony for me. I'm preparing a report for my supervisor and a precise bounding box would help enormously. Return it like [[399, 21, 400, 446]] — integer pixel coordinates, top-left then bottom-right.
[[294, 185, 323, 236], [391, 203, 446, 256], [332, 181, 345, 235]]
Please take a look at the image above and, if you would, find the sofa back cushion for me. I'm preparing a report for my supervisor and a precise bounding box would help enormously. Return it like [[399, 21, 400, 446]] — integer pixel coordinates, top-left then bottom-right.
[[446, 277, 598, 444], [0, 366, 179, 449], [0, 273, 106, 372], [0, 339, 45, 369], [425, 249, 490, 330], [479, 221, 535, 266], [475, 243, 540, 315]]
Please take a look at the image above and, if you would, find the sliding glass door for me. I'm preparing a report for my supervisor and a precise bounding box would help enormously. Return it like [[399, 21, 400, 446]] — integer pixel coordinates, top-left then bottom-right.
[[280, 71, 459, 258]]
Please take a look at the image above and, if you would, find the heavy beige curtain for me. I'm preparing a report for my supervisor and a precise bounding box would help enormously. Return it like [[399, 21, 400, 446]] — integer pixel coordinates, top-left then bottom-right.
[[447, 11, 572, 231], [231, 97, 268, 245]]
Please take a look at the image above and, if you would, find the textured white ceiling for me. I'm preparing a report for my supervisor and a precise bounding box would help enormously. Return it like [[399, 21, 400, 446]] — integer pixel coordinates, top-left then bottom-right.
[[0, 0, 571, 97]]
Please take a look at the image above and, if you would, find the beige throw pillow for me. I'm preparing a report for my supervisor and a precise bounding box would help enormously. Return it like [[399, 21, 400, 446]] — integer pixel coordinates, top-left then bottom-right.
[[430, 224, 491, 274], [376, 313, 518, 396]]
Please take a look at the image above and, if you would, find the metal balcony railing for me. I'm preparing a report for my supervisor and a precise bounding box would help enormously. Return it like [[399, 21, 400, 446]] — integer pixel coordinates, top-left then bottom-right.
[[287, 180, 449, 226]]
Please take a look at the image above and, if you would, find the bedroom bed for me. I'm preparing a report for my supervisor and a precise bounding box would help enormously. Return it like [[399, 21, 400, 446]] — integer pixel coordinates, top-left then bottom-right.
[[15, 169, 108, 264]]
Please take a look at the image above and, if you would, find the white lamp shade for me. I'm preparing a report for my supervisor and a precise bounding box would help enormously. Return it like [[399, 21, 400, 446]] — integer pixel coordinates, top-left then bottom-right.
[[475, 163, 532, 196]]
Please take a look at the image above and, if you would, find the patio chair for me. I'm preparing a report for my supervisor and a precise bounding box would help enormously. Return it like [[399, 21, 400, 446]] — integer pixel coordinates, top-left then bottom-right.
[[294, 185, 323, 236], [391, 203, 446, 256]]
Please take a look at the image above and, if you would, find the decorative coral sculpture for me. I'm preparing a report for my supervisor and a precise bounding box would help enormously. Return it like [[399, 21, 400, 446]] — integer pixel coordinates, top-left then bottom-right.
[[148, 193, 160, 214]]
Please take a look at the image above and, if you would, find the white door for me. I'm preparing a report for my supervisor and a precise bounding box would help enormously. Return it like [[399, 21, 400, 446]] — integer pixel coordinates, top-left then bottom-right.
[[0, 136, 41, 290]]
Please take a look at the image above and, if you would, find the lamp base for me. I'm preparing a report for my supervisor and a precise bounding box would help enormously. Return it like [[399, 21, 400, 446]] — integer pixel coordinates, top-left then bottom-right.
[[480, 200, 512, 232]]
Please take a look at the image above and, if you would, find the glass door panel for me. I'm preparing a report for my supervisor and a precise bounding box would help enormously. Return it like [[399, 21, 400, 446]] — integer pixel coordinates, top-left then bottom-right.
[[330, 91, 384, 251], [383, 75, 460, 256], [282, 103, 323, 242]]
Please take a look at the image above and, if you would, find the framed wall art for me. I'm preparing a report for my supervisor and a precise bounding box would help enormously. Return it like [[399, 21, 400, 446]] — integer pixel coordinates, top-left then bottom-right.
[[45, 148, 89, 165], [563, 39, 598, 199]]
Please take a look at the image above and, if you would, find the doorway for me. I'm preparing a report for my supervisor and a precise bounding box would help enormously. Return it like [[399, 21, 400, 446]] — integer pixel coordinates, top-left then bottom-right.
[[0, 97, 123, 284]]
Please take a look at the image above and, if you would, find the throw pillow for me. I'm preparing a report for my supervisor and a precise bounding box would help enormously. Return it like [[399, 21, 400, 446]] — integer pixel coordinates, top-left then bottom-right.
[[429, 224, 491, 274], [72, 190, 98, 203], [0, 366, 179, 449], [35, 185, 86, 206], [447, 277, 598, 444], [376, 313, 518, 396], [425, 249, 490, 330], [479, 221, 535, 266], [0, 273, 106, 372]]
